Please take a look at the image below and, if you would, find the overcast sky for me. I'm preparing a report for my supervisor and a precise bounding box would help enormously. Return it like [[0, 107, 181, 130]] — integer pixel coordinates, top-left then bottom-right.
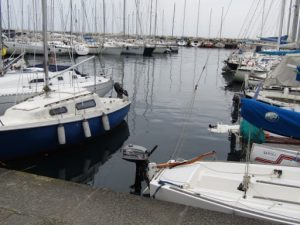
[[0, 0, 292, 39]]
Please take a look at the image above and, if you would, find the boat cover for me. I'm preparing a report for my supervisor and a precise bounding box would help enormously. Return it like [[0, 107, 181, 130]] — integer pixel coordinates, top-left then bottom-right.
[[32, 64, 84, 76], [263, 54, 300, 87], [258, 49, 300, 56], [259, 35, 288, 44], [241, 98, 300, 140]]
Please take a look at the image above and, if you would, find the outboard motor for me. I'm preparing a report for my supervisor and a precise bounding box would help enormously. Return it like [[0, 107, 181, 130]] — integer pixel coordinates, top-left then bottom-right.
[[231, 93, 241, 123], [122, 144, 157, 195], [114, 82, 128, 99]]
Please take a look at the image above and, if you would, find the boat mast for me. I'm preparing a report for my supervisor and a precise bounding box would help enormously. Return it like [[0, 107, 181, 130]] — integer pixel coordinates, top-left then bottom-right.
[[127, 13, 130, 37], [6, 0, 10, 39], [162, 10, 164, 36], [208, 8, 212, 38], [196, 0, 200, 37], [287, 0, 292, 35], [219, 7, 223, 39], [123, 0, 126, 37], [21, 0, 24, 39], [277, 0, 286, 50], [135, 0, 140, 37], [94, 0, 97, 34], [111, 2, 114, 34], [290, 0, 300, 42], [70, 0, 73, 59], [154, 0, 158, 40], [81, 0, 85, 35], [149, 0, 153, 36], [260, 0, 265, 37], [42, 0, 50, 96], [171, 3, 175, 37], [0, 0, 3, 75], [182, 0, 187, 37], [102, 0, 106, 37]]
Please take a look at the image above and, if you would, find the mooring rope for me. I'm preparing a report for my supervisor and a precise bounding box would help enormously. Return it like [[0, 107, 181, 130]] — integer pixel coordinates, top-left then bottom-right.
[[171, 52, 211, 160]]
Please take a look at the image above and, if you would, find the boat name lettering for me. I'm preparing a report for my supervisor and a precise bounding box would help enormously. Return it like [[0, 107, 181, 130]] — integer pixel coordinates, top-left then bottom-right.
[[263, 151, 276, 156]]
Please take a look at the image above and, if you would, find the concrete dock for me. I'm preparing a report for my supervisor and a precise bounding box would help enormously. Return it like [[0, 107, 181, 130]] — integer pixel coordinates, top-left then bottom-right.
[[0, 168, 278, 225]]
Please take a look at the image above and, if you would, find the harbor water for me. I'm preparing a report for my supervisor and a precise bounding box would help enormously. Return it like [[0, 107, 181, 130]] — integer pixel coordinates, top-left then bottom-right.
[[1, 47, 238, 193]]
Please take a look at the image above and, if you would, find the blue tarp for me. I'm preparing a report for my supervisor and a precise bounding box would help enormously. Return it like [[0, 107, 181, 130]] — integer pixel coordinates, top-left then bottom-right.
[[240, 98, 300, 140], [258, 49, 300, 56], [259, 35, 288, 44], [31, 64, 84, 76]]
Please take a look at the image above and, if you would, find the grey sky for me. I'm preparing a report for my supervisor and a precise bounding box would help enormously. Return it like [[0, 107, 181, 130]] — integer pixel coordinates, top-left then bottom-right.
[[1, 0, 290, 39]]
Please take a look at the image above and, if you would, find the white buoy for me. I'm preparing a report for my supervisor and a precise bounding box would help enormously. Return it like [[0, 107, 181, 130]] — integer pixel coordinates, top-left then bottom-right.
[[102, 113, 110, 131], [57, 124, 66, 145], [82, 119, 91, 138], [244, 74, 249, 90]]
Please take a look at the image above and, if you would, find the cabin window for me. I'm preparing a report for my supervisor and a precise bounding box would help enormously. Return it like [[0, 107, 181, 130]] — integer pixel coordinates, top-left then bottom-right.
[[76, 100, 96, 110], [57, 76, 63, 81], [29, 78, 44, 83], [72, 75, 78, 79], [49, 107, 68, 116]]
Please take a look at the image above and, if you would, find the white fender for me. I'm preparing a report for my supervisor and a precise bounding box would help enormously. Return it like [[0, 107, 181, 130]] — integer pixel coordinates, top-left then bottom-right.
[[102, 113, 110, 131], [57, 124, 66, 145], [244, 73, 249, 89], [283, 87, 289, 96], [75, 44, 89, 56], [82, 119, 91, 138]]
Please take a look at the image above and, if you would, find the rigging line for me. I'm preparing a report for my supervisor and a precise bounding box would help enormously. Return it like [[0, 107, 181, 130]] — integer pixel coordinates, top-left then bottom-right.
[[242, 0, 262, 39], [261, 0, 275, 35], [171, 52, 211, 160], [246, 0, 265, 39], [216, 0, 233, 38], [237, 0, 257, 38]]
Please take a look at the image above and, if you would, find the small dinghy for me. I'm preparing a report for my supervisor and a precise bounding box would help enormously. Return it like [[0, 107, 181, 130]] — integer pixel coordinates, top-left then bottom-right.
[[122, 145, 300, 224]]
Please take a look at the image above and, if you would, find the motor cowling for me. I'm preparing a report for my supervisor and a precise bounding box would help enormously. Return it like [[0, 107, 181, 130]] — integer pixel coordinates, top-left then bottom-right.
[[122, 144, 149, 163], [114, 82, 128, 99]]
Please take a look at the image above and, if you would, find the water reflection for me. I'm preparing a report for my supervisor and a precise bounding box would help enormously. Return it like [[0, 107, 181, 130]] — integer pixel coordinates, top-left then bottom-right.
[[0, 48, 241, 192], [2, 121, 129, 185]]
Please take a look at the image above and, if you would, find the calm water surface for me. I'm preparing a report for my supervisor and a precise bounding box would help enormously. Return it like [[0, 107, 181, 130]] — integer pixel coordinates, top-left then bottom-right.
[[3, 48, 239, 193]]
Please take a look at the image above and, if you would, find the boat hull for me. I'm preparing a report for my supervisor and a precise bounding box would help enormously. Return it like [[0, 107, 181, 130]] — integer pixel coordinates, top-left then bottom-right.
[[121, 46, 144, 55], [233, 70, 266, 83], [250, 143, 300, 167], [153, 46, 169, 54], [100, 46, 122, 55], [0, 104, 130, 160], [5, 41, 72, 55], [226, 61, 239, 70]]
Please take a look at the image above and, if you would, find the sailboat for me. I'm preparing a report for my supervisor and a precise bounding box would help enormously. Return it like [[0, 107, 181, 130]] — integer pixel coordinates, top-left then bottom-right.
[[0, 0, 130, 160], [245, 54, 300, 107], [121, 143, 300, 224], [146, 159, 300, 224], [0, 60, 114, 112]]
